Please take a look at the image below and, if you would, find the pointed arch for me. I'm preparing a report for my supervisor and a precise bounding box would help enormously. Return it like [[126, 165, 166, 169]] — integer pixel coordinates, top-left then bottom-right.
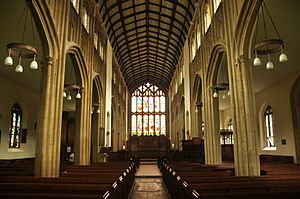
[[28, 0, 60, 59], [206, 44, 227, 88], [193, 74, 202, 103], [290, 75, 300, 163], [93, 75, 104, 127], [66, 45, 89, 90]]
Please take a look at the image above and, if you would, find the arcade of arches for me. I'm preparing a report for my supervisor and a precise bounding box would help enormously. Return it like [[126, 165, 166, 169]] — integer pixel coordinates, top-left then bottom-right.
[[0, 0, 300, 178]]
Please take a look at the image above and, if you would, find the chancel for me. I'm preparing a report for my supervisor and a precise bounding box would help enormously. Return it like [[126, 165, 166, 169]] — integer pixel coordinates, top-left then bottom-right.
[[1, 0, 300, 198]]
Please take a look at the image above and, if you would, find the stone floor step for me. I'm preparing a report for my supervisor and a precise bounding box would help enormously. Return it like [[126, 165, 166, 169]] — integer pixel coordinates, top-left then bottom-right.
[[140, 158, 157, 165]]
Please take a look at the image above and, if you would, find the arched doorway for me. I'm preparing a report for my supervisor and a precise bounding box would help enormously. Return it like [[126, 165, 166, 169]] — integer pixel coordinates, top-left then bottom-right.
[[180, 97, 185, 140], [291, 75, 300, 163], [61, 53, 83, 164], [0, 0, 44, 161], [213, 51, 234, 162], [90, 77, 104, 162]]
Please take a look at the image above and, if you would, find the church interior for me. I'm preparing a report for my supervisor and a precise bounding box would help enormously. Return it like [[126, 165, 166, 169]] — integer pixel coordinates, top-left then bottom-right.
[[1, 0, 300, 198]]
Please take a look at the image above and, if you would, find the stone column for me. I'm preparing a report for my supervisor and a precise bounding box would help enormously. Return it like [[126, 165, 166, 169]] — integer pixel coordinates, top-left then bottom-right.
[[74, 85, 92, 165], [35, 56, 64, 177], [203, 88, 222, 164], [195, 102, 203, 139], [231, 55, 260, 176]]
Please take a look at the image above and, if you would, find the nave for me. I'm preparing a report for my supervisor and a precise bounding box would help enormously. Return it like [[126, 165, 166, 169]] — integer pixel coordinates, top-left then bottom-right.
[[1, 0, 300, 198]]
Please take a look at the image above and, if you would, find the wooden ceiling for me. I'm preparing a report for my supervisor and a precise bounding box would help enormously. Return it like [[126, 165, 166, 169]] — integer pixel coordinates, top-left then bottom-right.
[[98, 0, 196, 92]]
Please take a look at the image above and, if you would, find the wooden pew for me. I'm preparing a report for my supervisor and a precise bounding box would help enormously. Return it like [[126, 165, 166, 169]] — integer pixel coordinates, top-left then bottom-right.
[[158, 158, 300, 199], [0, 160, 138, 199]]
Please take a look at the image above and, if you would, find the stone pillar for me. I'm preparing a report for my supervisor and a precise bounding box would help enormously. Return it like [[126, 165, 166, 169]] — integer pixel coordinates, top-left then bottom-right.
[[232, 55, 260, 176], [195, 102, 203, 139], [204, 89, 222, 164], [74, 86, 92, 165], [35, 56, 63, 177]]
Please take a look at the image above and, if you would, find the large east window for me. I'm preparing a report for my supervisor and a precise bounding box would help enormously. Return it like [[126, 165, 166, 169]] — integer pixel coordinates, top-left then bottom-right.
[[131, 83, 165, 136], [9, 103, 22, 148]]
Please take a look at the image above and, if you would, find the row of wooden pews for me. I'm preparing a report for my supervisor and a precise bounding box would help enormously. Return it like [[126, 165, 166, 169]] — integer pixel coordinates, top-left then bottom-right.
[[0, 158, 139, 199], [158, 158, 300, 199]]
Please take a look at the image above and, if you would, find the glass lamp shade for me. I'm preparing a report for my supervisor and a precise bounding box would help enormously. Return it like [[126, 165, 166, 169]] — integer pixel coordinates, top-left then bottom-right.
[[30, 60, 38, 69], [97, 109, 100, 114], [227, 90, 230, 96], [15, 64, 23, 73], [213, 91, 218, 98], [4, 56, 13, 65], [253, 57, 262, 66], [63, 91, 67, 98], [75, 92, 81, 99], [222, 94, 227, 99], [67, 93, 72, 100], [279, 53, 288, 62], [266, 61, 274, 70]]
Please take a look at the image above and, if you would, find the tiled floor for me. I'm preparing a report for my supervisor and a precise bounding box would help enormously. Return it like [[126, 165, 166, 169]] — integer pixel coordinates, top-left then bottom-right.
[[129, 164, 169, 199]]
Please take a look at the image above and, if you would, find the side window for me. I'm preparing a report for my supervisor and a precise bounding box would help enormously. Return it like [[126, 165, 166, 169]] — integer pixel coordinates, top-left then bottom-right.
[[264, 106, 275, 147], [228, 118, 233, 131], [82, 7, 90, 33], [9, 103, 22, 148], [204, 3, 211, 33]]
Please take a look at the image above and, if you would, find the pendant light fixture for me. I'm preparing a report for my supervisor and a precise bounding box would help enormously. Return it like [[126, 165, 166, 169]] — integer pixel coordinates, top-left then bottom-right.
[[252, 1, 288, 69], [3, 4, 38, 72]]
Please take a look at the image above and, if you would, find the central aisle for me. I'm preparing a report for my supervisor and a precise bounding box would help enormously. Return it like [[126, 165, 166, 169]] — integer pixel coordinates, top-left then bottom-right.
[[129, 160, 169, 199]]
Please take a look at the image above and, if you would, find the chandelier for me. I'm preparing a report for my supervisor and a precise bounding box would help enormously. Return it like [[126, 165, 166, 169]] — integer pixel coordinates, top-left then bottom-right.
[[91, 103, 101, 114], [3, 4, 38, 72], [63, 84, 81, 100], [252, 1, 288, 69], [212, 59, 230, 99], [212, 83, 229, 99]]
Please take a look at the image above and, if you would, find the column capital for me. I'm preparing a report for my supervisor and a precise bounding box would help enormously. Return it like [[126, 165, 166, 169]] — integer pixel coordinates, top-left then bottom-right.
[[235, 54, 249, 66], [46, 56, 54, 66]]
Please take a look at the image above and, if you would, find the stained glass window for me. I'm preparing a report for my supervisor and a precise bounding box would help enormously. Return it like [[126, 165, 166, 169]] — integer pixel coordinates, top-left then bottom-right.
[[204, 3, 211, 33], [9, 103, 22, 148], [131, 83, 166, 136], [94, 32, 98, 49], [264, 106, 275, 147], [82, 7, 90, 33]]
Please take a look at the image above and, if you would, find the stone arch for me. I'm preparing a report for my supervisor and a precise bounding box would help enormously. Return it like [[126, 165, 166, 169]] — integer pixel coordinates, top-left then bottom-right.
[[90, 75, 104, 162], [93, 75, 104, 126], [204, 44, 227, 164], [232, 1, 263, 176], [194, 74, 202, 104], [28, 0, 60, 59], [28, 0, 64, 177], [111, 97, 117, 151], [206, 44, 227, 88], [66, 45, 89, 89], [290, 75, 300, 163], [180, 96, 185, 139], [64, 45, 91, 165], [175, 105, 180, 147], [193, 75, 203, 138]]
